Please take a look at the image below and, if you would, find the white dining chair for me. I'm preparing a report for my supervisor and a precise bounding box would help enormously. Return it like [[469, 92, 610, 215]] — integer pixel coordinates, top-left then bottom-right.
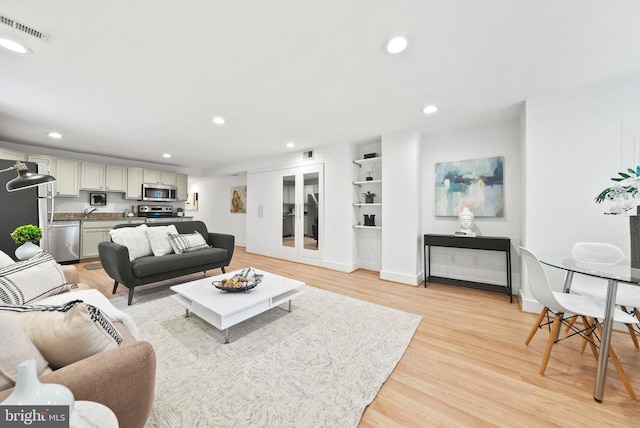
[[520, 247, 638, 400], [568, 242, 640, 348]]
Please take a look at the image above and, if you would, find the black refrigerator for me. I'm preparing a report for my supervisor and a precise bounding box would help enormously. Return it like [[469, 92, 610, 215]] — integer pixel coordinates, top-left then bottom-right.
[[0, 159, 40, 259]]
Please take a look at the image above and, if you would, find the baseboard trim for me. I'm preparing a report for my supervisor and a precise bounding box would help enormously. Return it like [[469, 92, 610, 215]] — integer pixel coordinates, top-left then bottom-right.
[[380, 269, 421, 286]]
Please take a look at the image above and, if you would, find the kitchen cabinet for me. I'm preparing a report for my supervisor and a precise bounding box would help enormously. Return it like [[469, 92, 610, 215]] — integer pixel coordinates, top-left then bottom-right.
[[105, 165, 127, 192], [55, 159, 79, 197], [80, 219, 145, 259], [27, 154, 55, 175], [126, 168, 143, 199], [176, 173, 188, 201], [80, 162, 105, 190], [143, 169, 177, 186], [0, 148, 26, 161], [143, 169, 161, 184]]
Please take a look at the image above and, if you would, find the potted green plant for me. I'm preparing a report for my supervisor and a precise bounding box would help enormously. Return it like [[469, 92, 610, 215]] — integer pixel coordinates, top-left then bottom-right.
[[362, 191, 376, 204], [10, 224, 43, 260], [176, 207, 185, 217]]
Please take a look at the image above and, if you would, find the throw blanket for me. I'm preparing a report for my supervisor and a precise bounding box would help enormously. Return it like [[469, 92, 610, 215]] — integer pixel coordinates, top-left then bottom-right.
[[36, 290, 139, 338]]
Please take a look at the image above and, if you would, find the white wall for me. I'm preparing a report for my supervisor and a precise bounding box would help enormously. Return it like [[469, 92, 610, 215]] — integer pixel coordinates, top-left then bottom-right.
[[522, 73, 640, 311], [422, 120, 522, 293], [381, 130, 423, 285], [187, 175, 247, 247]]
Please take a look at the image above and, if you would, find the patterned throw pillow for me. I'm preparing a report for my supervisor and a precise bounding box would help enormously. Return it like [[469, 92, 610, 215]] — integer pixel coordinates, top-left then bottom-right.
[[0, 300, 122, 370], [0, 251, 68, 305], [0, 250, 15, 269], [167, 232, 209, 254]]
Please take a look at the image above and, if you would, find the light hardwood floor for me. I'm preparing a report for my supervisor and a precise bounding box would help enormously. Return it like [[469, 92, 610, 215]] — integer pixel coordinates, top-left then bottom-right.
[[77, 248, 640, 426]]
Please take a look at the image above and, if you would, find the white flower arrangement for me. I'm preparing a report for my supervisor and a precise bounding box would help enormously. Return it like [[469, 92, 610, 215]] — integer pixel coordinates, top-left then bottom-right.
[[595, 166, 640, 214]]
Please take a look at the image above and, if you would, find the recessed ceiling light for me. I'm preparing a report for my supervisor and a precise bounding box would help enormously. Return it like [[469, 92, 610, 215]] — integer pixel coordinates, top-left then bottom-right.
[[47, 132, 62, 139], [212, 116, 225, 125], [423, 105, 438, 115], [286, 142, 295, 148], [163, 153, 171, 158], [0, 38, 31, 54], [384, 36, 408, 54]]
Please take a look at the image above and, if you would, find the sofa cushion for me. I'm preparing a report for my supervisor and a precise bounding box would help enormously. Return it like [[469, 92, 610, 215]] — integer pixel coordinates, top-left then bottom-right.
[[0, 300, 123, 370], [109, 224, 153, 261], [0, 314, 52, 391], [0, 251, 68, 305], [145, 224, 178, 257], [167, 232, 209, 254], [131, 247, 228, 278], [0, 250, 15, 268]]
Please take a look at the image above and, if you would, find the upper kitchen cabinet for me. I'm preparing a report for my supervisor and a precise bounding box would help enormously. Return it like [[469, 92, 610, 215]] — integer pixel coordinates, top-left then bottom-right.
[[81, 162, 126, 192], [105, 165, 127, 192], [27, 154, 55, 175], [126, 168, 143, 200], [143, 169, 177, 186], [80, 162, 104, 190], [0, 148, 26, 161], [176, 173, 188, 201], [55, 159, 79, 197]]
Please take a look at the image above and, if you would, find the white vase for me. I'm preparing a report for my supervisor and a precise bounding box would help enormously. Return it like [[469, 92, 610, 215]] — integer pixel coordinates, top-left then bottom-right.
[[1, 359, 74, 412], [15, 242, 43, 261]]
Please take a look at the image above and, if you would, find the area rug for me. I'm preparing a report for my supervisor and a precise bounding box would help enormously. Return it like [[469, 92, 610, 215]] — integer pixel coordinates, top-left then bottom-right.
[[82, 263, 103, 270], [112, 285, 421, 428]]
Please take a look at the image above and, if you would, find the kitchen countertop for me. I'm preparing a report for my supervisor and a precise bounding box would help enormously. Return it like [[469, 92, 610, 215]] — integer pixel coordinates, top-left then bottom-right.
[[52, 213, 193, 222]]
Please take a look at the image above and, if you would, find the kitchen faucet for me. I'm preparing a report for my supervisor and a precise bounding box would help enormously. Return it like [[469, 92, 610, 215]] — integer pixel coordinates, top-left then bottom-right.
[[84, 207, 98, 217]]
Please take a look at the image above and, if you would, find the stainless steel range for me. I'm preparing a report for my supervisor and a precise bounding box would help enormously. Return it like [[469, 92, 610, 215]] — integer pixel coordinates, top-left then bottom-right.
[[137, 205, 174, 221]]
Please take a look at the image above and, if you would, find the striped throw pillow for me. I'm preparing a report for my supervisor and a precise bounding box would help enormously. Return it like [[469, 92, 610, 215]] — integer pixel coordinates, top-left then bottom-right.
[[167, 232, 209, 254], [0, 251, 68, 305]]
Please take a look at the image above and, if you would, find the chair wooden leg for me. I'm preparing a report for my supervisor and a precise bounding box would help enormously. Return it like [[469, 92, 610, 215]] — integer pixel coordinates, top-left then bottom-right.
[[564, 314, 578, 332], [127, 287, 135, 306], [525, 307, 548, 345], [581, 316, 599, 359], [112, 281, 119, 294], [539, 313, 563, 375], [595, 321, 637, 400], [621, 306, 639, 349]]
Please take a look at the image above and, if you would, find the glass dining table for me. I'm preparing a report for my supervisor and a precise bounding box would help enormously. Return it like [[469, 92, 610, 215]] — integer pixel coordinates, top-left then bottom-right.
[[539, 254, 640, 402]]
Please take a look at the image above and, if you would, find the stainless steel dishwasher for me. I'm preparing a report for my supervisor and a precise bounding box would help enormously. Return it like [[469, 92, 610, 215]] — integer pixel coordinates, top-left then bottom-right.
[[49, 221, 80, 263]]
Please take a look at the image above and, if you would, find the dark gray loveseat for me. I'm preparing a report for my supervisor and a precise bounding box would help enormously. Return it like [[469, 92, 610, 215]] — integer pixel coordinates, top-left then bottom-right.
[[98, 220, 234, 305]]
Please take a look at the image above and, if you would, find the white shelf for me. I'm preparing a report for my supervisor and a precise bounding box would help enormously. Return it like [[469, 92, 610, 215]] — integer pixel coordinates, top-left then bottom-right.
[[353, 179, 382, 185], [353, 203, 382, 207], [353, 157, 382, 166], [353, 225, 382, 229]]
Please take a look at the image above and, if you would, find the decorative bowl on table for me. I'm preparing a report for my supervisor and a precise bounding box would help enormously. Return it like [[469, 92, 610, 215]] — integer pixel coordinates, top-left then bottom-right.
[[212, 274, 263, 293]]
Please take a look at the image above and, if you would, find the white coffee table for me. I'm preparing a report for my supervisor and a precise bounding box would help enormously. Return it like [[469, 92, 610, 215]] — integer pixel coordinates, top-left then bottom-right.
[[170, 269, 305, 343]]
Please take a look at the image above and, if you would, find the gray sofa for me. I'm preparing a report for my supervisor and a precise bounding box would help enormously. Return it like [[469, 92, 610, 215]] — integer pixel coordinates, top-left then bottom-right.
[[98, 221, 234, 305]]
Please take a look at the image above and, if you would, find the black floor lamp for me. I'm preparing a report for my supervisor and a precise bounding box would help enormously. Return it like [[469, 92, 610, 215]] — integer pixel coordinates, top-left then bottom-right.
[[0, 161, 56, 191]]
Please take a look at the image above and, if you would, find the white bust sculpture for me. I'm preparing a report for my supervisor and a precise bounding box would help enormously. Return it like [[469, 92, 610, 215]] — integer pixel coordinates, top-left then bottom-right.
[[456, 207, 476, 237]]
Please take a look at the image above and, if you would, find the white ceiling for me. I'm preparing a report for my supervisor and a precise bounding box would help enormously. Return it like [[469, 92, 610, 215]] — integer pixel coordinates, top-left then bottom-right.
[[2, 1, 640, 171]]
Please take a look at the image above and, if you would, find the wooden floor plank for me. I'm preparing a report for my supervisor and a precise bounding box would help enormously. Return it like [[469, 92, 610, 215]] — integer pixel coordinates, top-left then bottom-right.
[[75, 248, 640, 426]]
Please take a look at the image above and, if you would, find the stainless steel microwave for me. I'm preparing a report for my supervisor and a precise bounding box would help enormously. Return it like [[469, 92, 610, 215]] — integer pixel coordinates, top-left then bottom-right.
[[141, 183, 177, 202]]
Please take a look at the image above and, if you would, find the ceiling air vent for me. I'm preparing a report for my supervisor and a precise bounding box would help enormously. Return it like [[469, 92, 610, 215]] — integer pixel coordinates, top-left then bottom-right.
[[0, 15, 48, 41], [302, 150, 314, 160]]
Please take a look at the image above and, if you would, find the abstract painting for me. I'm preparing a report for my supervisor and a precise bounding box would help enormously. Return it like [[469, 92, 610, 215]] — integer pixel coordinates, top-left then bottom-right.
[[230, 186, 246, 213], [435, 156, 504, 217]]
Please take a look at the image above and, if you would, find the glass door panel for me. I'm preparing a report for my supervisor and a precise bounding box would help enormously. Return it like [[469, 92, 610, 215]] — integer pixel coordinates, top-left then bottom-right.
[[282, 175, 296, 248]]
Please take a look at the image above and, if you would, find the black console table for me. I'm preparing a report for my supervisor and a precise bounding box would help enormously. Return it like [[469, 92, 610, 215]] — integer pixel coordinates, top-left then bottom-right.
[[423, 234, 512, 303]]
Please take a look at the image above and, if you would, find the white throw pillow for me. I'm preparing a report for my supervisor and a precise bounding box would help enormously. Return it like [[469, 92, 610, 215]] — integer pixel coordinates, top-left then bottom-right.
[[167, 232, 210, 254], [0, 314, 52, 391], [0, 251, 69, 305], [109, 224, 153, 261], [146, 225, 178, 256], [0, 250, 15, 268], [0, 300, 122, 370]]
